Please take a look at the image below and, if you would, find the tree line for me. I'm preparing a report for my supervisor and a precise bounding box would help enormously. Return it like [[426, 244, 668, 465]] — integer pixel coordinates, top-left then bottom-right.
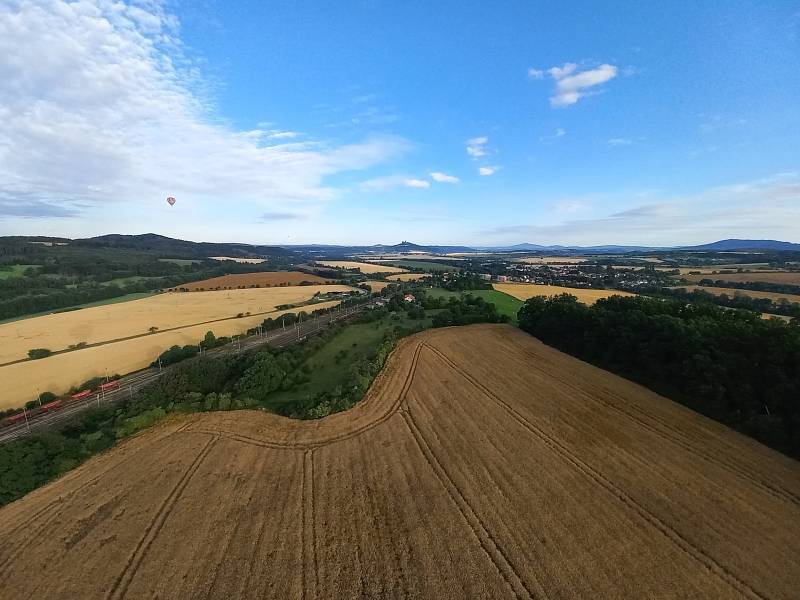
[[518, 294, 800, 458], [663, 286, 800, 319]]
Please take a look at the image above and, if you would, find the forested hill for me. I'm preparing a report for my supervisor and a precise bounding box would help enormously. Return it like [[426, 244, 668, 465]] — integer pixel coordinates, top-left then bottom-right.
[[73, 233, 289, 258]]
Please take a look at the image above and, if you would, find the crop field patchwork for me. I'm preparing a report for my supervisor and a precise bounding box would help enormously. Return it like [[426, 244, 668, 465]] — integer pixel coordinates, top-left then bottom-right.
[[314, 261, 406, 274], [0, 286, 352, 365], [0, 286, 352, 409], [170, 271, 329, 291], [378, 260, 460, 272], [493, 283, 637, 304], [1, 325, 797, 599]]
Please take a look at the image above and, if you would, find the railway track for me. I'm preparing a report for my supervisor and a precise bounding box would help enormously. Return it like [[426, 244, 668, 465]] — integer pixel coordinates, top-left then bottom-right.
[[0, 302, 374, 445]]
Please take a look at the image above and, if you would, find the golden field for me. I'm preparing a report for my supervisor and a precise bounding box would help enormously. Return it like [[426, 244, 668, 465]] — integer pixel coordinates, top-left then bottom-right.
[[315, 261, 406, 274], [0, 301, 342, 410], [494, 283, 637, 305], [363, 280, 392, 292], [3, 325, 798, 598], [0, 285, 351, 366]]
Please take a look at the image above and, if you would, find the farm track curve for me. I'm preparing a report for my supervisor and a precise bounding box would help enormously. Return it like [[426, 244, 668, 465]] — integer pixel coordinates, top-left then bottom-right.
[[1, 324, 798, 599]]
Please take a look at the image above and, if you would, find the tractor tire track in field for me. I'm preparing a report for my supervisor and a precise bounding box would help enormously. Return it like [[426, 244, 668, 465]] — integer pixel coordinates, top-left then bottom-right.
[[424, 343, 769, 600], [400, 359, 537, 600], [518, 349, 800, 508], [301, 449, 319, 600], [0, 426, 184, 575], [2, 325, 798, 600], [106, 434, 219, 600]]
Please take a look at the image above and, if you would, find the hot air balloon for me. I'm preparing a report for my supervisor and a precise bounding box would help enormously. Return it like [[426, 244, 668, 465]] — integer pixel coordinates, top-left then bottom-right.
[[166, 196, 176, 206]]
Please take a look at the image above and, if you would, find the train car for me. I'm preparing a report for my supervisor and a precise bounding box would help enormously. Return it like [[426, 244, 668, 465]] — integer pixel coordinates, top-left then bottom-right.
[[99, 380, 120, 392], [71, 389, 92, 401], [2, 411, 27, 427], [40, 400, 62, 413]]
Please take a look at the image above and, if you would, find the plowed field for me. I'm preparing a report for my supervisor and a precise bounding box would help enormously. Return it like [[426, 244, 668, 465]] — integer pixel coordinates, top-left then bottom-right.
[[1, 325, 798, 599]]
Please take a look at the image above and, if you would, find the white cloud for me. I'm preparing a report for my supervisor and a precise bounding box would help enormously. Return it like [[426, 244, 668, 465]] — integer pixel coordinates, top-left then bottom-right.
[[430, 172, 459, 183], [466, 136, 488, 158], [527, 68, 544, 79], [544, 63, 618, 107], [0, 1, 408, 219], [360, 175, 430, 191], [608, 138, 633, 146], [481, 173, 800, 246], [266, 130, 299, 139], [405, 178, 430, 188], [551, 198, 590, 214], [478, 166, 498, 176]]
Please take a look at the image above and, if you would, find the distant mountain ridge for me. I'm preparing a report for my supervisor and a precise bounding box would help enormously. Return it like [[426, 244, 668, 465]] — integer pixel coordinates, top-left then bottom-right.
[[74, 233, 289, 258], [680, 239, 800, 251], [3, 234, 798, 256]]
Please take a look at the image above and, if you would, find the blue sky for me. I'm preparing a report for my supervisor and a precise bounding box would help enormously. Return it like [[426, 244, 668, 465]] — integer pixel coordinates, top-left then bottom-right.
[[1, 0, 798, 245]]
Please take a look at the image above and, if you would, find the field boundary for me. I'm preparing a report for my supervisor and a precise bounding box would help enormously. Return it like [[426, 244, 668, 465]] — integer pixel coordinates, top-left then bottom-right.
[[302, 450, 319, 600], [181, 341, 425, 451]]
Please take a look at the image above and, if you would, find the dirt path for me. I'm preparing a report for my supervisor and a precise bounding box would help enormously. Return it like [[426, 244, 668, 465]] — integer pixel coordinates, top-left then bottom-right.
[[1, 324, 798, 599]]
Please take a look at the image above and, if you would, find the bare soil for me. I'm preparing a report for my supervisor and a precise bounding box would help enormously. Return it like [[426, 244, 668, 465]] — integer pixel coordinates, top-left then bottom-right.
[[1, 324, 798, 599]]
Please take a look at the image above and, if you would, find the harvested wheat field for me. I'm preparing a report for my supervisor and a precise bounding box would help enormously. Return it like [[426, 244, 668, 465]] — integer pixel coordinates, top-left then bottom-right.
[[170, 271, 329, 291], [2, 324, 798, 599], [0, 285, 352, 365], [494, 283, 637, 305], [675, 285, 800, 304], [386, 272, 428, 281], [315, 260, 406, 274], [683, 271, 800, 286], [363, 280, 392, 292], [0, 302, 344, 411]]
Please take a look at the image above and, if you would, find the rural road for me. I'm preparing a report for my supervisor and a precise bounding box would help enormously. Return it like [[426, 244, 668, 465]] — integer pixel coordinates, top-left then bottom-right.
[[0, 301, 375, 445]]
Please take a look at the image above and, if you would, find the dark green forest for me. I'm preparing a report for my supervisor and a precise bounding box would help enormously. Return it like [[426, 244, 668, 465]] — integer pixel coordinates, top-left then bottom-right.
[[518, 294, 800, 458], [663, 286, 800, 318]]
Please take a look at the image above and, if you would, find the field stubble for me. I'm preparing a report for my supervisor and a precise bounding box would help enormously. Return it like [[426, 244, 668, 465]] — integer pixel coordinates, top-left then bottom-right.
[[0, 325, 798, 598]]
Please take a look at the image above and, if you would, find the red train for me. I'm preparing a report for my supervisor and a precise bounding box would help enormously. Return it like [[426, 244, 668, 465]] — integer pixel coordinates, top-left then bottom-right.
[[1, 380, 122, 429]]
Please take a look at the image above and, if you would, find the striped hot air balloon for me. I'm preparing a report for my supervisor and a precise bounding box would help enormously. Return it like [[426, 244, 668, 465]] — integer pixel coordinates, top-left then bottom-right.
[[166, 196, 176, 206]]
